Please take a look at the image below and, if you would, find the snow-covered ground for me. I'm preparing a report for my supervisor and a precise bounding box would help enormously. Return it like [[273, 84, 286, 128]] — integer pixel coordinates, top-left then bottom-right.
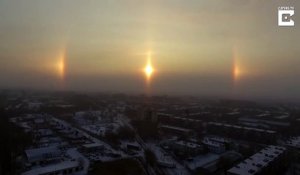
[[147, 143, 191, 175]]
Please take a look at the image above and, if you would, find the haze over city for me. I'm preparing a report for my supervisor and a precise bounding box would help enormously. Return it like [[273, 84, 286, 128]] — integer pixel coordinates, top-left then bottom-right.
[[0, 0, 299, 99], [2, 1, 300, 175]]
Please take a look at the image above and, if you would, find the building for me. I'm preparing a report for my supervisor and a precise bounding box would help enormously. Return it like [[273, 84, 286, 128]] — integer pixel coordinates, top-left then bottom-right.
[[161, 140, 205, 157], [159, 124, 192, 136], [284, 136, 300, 150], [207, 122, 277, 143], [238, 117, 290, 128], [202, 137, 227, 154], [288, 163, 300, 175], [157, 112, 202, 129], [284, 137, 300, 175], [184, 153, 220, 174], [21, 160, 84, 175], [173, 140, 204, 154], [34, 129, 54, 137], [82, 143, 104, 152], [140, 108, 158, 122], [227, 145, 286, 175], [25, 146, 62, 165]]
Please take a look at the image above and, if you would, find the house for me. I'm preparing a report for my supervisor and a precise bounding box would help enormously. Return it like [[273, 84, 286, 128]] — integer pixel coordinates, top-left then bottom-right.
[[25, 146, 62, 165], [227, 145, 286, 175], [21, 160, 84, 175]]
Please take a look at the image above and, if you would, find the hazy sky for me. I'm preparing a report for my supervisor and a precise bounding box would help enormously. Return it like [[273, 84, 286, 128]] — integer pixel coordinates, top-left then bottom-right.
[[0, 0, 299, 99]]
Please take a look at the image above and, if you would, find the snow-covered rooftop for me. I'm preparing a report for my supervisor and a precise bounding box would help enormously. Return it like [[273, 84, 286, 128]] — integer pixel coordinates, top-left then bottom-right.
[[159, 125, 191, 133], [227, 145, 286, 175], [284, 136, 300, 149], [25, 146, 61, 163], [208, 122, 276, 134], [184, 153, 220, 170], [21, 161, 81, 175]]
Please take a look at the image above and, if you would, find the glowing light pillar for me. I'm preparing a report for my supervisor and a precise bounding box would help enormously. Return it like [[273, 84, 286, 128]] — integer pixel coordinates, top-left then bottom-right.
[[144, 51, 154, 95], [57, 48, 67, 89]]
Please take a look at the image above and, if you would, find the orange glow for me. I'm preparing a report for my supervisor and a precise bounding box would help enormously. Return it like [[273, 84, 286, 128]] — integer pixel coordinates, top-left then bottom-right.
[[56, 48, 66, 81], [232, 45, 242, 84], [233, 64, 241, 81], [144, 51, 154, 81], [144, 62, 153, 79], [57, 59, 64, 78]]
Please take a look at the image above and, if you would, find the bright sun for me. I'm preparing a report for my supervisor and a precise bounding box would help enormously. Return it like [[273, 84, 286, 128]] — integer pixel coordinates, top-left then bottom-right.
[[145, 64, 153, 77], [144, 51, 154, 80]]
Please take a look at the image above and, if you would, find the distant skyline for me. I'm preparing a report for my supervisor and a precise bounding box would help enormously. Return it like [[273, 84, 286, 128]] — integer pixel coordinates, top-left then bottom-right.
[[0, 0, 299, 99]]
